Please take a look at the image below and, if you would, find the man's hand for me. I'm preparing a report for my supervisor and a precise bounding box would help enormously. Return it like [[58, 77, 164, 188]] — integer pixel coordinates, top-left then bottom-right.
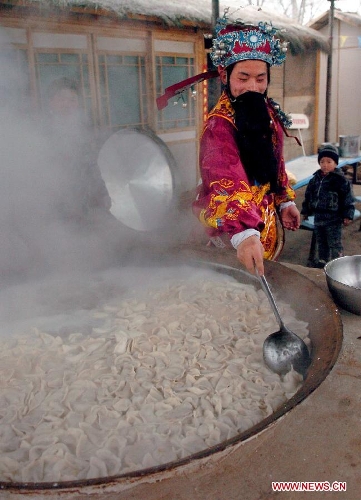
[[236, 235, 265, 276], [280, 204, 300, 231]]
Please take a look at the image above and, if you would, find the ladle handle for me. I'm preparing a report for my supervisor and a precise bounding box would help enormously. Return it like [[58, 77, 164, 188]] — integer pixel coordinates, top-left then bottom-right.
[[257, 272, 284, 330]]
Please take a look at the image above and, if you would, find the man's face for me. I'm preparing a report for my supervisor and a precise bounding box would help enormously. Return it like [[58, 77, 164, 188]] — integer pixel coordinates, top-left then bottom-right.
[[49, 88, 79, 117], [48, 88, 83, 140], [220, 60, 268, 98]]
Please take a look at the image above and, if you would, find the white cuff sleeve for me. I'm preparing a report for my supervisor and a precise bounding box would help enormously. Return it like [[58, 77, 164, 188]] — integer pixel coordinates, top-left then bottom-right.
[[231, 229, 260, 249], [279, 201, 296, 211]]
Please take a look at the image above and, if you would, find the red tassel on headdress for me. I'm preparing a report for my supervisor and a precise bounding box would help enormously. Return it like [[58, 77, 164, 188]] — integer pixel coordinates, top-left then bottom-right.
[[156, 70, 218, 110]]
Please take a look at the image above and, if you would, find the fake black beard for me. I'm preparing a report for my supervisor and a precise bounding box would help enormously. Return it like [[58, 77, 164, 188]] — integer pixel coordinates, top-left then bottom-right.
[[231, 91, 279, 193]]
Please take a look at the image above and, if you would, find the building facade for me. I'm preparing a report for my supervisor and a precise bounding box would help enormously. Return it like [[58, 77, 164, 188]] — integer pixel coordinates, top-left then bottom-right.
[[309, 10, 361, 149], [1, 1, 328, 193]]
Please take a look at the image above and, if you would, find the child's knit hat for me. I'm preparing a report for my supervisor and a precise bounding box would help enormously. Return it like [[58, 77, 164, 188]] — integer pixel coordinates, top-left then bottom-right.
[[318, 144, 339, 165]]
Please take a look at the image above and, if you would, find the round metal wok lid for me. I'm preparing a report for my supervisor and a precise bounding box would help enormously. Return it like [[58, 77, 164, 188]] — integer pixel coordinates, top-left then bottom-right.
[[97, 128, 178, 232]]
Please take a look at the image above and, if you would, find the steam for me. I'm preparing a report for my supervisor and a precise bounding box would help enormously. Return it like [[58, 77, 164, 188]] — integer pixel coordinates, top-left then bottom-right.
[[0, 27, 134, 286], [0, 26, 198, 335], [0, 26, 194, 287], [1, 110, 104, 279]]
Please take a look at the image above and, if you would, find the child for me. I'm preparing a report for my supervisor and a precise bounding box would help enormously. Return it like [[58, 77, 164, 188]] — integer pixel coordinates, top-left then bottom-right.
[[301, 144, 355, 268]]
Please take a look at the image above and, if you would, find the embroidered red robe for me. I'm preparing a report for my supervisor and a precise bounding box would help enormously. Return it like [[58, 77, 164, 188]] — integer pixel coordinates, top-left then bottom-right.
[[193, 91, 296, 260]]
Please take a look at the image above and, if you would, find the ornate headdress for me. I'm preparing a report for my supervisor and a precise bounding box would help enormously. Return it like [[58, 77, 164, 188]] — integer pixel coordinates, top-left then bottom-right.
[[156, 12, 290, 112], [210, 14, 288, 69]]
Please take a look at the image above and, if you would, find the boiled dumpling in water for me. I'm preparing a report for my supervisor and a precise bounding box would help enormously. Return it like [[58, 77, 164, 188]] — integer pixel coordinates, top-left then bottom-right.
[[0, 273, 306, 483]]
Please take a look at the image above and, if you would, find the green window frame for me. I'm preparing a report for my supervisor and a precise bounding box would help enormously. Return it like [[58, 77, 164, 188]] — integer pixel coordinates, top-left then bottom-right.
[[35, 50, 92, 123], [97, 53, 148, 131], [156, 55, 196, 131], [0, 47, 29, 109]]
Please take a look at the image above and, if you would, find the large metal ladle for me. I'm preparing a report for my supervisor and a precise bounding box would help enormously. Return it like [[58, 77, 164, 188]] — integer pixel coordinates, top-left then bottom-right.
[[257, 270, 311, 379]]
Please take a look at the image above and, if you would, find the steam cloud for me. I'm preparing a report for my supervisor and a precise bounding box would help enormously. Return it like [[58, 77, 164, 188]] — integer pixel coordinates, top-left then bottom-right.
[[0, 27, 136, 286], [0, 25, 197, 332]]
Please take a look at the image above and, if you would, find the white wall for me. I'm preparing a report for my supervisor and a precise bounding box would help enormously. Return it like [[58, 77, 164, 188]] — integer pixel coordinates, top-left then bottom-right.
[[336, 22, 361, 138], [319, 18, 361, 145]]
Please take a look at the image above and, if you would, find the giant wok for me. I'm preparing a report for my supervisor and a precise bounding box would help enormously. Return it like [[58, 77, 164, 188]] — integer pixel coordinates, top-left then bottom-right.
[[0, 250, 342, 499]]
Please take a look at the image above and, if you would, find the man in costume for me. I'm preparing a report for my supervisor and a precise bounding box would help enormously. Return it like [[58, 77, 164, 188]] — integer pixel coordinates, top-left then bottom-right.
[[193, 15, 300, 276]]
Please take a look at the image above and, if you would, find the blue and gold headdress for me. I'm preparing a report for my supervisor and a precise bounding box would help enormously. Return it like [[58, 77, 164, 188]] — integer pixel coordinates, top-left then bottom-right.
[[156, 13, 290, 112], [210, 14, 288, 68]]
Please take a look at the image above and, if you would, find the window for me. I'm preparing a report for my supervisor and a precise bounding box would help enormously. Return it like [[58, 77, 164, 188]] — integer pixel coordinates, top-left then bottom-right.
[[35, 50, 92, 123], [0, 47, 29, 110], [97, 53, 148, 131], [156, 55, 195, 131]]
